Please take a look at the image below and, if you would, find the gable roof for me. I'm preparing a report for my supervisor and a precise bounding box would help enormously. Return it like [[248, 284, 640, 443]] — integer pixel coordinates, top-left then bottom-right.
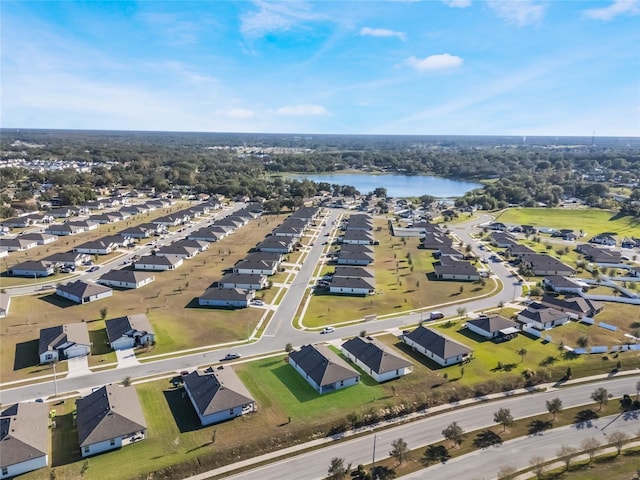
[[330, 276, 376, 290], [0, 402, 49, 468], [105, 314, 154, 343], [98, 270, 154, 284], [539, 294, 603, 315], [76, 385, 147, 447], [467, 315, 518, 333], [38, 323, 90, 355], [57, 280, 112, 299], [289, 344, 359, 388], [135, 254, 183, 266], [341, 337, 412, 375], [404, 326, 472, 359], [200, 287, 252, 302], [10, 260, 52, 272], [333, 266, 374, 278], [184, 367, 254, 416], [518, 305, 568, 323]]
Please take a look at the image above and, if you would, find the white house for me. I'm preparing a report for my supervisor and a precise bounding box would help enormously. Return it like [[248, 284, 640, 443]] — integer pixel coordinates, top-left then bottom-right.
[[56, 280, 113, 304], [9, 261, 54, 277], [134, 254, 183, 271], [76, 385, 147, 457], [0, 402, 49, 479], [402, 326, 472, 367], [97, 270, 155, 289], [329, 276, 376, 295], [288, 344, 360, 394], [38, 323, 91, 363], [340, 336, 412, 383], [105, 314, 155, 350], [183, 367, 256, 426], [198, 288, 254, 308], [466, 315, 519, 340], [219, 273, 268, 290], [517, 304, 570, 330]]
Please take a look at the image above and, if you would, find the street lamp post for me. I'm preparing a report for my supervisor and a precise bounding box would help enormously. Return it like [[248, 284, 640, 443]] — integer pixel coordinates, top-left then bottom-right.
[[371, 434, 380, 480], [52, 361, 58, 397]]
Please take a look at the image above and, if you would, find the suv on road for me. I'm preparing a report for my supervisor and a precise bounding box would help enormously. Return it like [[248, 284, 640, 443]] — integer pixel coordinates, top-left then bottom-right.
[[321, 326, 335, 334], [223, 353, 241, 361]]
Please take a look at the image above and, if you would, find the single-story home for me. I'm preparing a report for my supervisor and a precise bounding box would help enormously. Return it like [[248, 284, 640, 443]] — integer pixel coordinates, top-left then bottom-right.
[[17, 233, 58, 245], [56, 280, 113, 304], [0, 402, 49, 479], [199, 287, 254, 308], [539, 295, 604, 319], [134, 254, 184, 271], [402, 326, 472, 367], [74, 239, 118, 255], [233, 259, 278, 276], [154, 244, 200, 259], [97, 270, 155, 289], [76, 385, 147, 457], [518, 254, 575, 276], [43, 252, 90, 267], [8, 261, 54, 277], [542, 276, 585, 295], [517, 303, 570, 330], [466, 315, 519, 340], [342, 230, 375, 245], [183, 367, 256, 426], [329, 276, 376, 295], [105, 314, 155, 350], [433, 260, 479, 281], [39, 323, 91, 363], [256, 237, 295, 253], [219, 273, 268, 290], [336, 250, 374, 266], [332, 266, 374, 279], [45, 223, 85, 236], [340, 336, 413, 383], [1, 237, 38, 252], [288, 344, 360, 394]]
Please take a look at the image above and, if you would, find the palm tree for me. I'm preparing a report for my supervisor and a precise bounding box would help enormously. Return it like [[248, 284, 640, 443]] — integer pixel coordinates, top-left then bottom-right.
[[516, 348, 528, 363]]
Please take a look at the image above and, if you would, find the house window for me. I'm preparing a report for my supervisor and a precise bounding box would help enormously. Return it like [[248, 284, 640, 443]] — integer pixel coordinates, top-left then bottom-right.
[[45, 354, 53, 361], [84, 446, 90, 454], [2, 467, 8, 476], [340, 380, 344, 386], [110, 438, 115, 446], [229, 408, 234, 415]]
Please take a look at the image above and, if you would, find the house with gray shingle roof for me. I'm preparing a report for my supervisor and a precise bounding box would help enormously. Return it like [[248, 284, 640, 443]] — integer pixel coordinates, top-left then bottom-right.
[[466, 315, 519, 340], [219, 273, 268, 290], [56, 280, 113, 304], [402, 326, 472, 367], [542, 276, 585, 295], [105, 314, 154, 350], [329, 276, 375, 295], [183, 367, 256, 426], [341, 337, 412, 382], [134, 254, 183, 271], [97, 270, 155, 289], [76, 385, 147, 457], [517, 304, 570, 330], [8, 260, 54, 277], [38, 323, 91, 363], [0, 402, 49, 479], [1, 237, 38, 252], [199, 287, 254, 308], [288, 344, 360, 394], [233, 259, 278, 276], [256, 237, 295, 253]]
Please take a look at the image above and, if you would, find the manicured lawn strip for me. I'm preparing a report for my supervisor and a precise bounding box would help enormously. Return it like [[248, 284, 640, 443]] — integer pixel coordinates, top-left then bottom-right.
[[538, 447, 640, 479], [494, 208, 640, 238], [360, 400, 633, 479]]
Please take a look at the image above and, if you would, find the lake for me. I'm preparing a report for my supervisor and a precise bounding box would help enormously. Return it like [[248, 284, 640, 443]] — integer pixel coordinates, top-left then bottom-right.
[[294, 173, 482, 198]]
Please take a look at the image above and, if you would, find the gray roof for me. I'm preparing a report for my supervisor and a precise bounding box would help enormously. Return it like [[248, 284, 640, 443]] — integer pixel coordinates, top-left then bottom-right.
[[184, 368, 255, 417], [105, 314, 154, 344], [135, 254, 183, 266], [200, 287, 252, 301], [56, 280, 112, 299], [0, 402, 49, 468], [341, 337, 412, 375], [76, 385, 147, 447], [434, 261, 478, 276], [339, 244, 374, 254], [404, 326, 472, 359], [330, 276, 376, 290], [289, 344, 359, 388], [333, 266, 374, 278], [539, 294, 604, 315], [543, 275, 583, 289], [10, 260, 52, 272], [39, 323, 90, 355], [98, 270, 154, 284], [518, 306, 568, 323], [220, 273, 265, 285], [467, 315, 519, 333]]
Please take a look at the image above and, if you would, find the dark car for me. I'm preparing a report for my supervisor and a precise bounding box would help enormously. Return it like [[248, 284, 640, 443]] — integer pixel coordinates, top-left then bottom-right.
[[222, 353, 241, 361]]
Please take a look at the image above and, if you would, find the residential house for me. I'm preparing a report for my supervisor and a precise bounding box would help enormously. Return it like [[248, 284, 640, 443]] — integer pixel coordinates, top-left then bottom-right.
[[518, 254, 576, 276], [183, 367, 256, 426], [539, 295, 604, 319], [67, 220, 99, 232], [154, 244, 200, 259], [105, 314, 155, 350], [402, 326, 472, 367], [1, 217, 32, 228], [517, 303, 570, 330], [74, 239, 118, 255], [187, 227, 225, 243], [542, 276, 585, 295], [38, 323, 91, 363], [50, 208, 75, 218], [489, 232, 518, 248], [8, 260, 54, 277], [340, 336, 413, 383], [333, 266, 374, 279], [255, 237, 295, 253], [329, 276, 376, 295], [575, 244, 622, 264], [44, 252, 90, 267], [466, 315, 519, 340], [18, 233, 58, 245], [89, 213, 122, 224], [434, 255, 479, 281], [288, 344, 360, 394], [97, 270, 155, 289], [76, 385, 147, 457], [199, 287, 254, 308], [233, 258, 278, 276], [0, 402, 49, 479], [342, 230, 375, 245], [56, 280, 113, 304], [219, 273, 268, 290], [170, 239, 209, 254], [45, 223, 85, 236], [134, 255, 183, 271], [270, 225, 303, 239], [1, 237, 38, 252], [589, 234, 617, 246]]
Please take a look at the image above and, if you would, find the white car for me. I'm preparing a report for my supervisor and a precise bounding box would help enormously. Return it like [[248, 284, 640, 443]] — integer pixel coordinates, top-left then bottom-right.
[[252, 299, 264, 306], [321, 326, 335, 334]]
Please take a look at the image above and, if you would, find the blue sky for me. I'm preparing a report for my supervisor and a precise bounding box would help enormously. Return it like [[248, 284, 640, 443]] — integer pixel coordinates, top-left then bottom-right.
[[1, 0, 639, 136]]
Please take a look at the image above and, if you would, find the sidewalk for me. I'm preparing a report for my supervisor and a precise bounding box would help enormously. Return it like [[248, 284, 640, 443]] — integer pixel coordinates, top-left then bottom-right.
[[183, 368, 640, 480]]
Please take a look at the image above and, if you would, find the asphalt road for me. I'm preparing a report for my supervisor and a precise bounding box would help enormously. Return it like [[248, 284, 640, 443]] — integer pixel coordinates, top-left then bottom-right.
[[0, 211, 524, 405], [217, 376, 640, 480]]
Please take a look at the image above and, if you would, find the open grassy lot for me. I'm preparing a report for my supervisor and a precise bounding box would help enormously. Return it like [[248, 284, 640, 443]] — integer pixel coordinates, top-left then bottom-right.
[[302, 216, 497, 327], [0, 212, 289, 382], [494, 208, 640, 238]]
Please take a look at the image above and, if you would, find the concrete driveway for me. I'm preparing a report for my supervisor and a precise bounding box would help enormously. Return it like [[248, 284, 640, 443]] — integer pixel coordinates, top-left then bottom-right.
[[115, 348, 140, 368], [66, 355, 91, 378]]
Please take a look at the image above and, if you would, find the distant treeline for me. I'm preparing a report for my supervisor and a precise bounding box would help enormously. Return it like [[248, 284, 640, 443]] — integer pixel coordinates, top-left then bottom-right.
[[1, 129, 639, 216]]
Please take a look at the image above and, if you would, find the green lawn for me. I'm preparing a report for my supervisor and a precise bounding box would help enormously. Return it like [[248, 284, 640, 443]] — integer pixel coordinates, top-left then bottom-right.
[[494, 208, 640, 238]]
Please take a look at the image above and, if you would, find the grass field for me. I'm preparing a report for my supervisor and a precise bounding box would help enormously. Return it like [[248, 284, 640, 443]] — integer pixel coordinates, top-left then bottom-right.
[[0, 212, 289, 382], [494, 208, 640, 238]]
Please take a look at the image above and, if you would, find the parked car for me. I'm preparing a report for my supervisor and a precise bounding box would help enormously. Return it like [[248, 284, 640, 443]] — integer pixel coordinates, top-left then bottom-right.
[[321, 326, 335, 334], [87, 266, 100, 273], [252, 299, 264, 306], [429, 311, 445, 320]]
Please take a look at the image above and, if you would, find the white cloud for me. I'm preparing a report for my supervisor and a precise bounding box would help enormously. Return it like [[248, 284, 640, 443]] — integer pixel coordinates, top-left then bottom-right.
[[225, 108, 255, 118], [488, 1, 546, 26], [240, 1, 326, 39], [360, 27, 406, 41], [442, 0, 472, 8], [275, 104, 329, 116], [582, 0, 640, 21], [406, 53, 463, 72]]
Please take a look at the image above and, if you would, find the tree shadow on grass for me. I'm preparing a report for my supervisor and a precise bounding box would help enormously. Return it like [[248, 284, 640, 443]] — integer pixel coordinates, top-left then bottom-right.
[[528, 419, 552, 435], [14, 340, 39, 370], [162, 388, 202, 433]]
